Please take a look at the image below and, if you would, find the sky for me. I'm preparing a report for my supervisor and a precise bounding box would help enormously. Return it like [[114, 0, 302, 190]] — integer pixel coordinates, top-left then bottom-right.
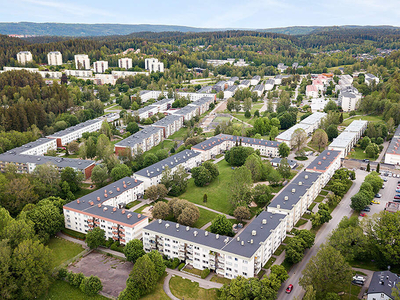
[[2, 0, 400, 29]]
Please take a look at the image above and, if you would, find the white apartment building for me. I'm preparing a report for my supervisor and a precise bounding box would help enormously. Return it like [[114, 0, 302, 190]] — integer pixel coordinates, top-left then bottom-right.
[[47, 118, 103, 147], [115, 126, 164, 155], [134, 150, 202, 189], [178, 92, 216, 101], [365, 73, 379, 86], [238, 80, 251, 89], [366, 271, 400, 300], [252, 84, 264, 97], [338, 86, 362, 112], [39, 71, 62, 79], [191, 134, 280, 162], [111, 70, 148, 78], [133, 105, 160, 120], [329, 120, 368, 158], [152, 114, 184, 138], [143, 210, 286, 279], [267, 171, 322, 231], [306, 85, 318, 98], [93, 61, 109, 73], [305, 150, 342, 186], [75, 54, 90, 70], [17, 51, 33, 65], [385, 124, 400, 165], [16, 138, 57, 156], [145, 58, 164, 73], [64, 70, 93, 77], [338, 74, 353, 86], [93, 74, 118, 85], [265, 79, 275, 91], [188, 97, 214, 115], [149, 97, 175, 112], [47, 51, 63, 66], [172, 105, 199, 121], [63, 177, 148, 244], [224, 85, 237, 99], [139, 90, 215, 103], [118, 58, 133, 70], [250, 75, 261, 86]]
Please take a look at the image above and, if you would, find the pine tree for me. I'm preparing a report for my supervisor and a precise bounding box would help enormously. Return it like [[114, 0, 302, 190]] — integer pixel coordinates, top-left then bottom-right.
[[339, 113, 344, 123], [367, 162, 370, 172], [376, 163, 380, 173]]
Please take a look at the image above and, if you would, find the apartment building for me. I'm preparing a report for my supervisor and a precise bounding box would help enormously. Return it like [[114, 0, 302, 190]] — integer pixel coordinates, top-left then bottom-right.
[[47, 119, 103, 147], [75, 54, 90, 70], [227, 77, 239, 86], [152, 115, 184, 138], [306, 85, 318, 98], [267, 171, 322, 231], [111, 70, 148, 78], [252, 84, 264, 97], [133, 105, 160, 120], [172, 105, 199, 121], [265, 79, 275, 91], [277, 63, 287, 72], [145, 58, 164, 73], [224, 85, 237, 99], [17, 51, 33, 65], [14, 138, 57, 156], [305, 150, 342, 186], [188, 97, 214, 115], [143, 210, 286, 279], [149, 98, 175, 112], [139, 90, 165, 102], [64, 70, 93, 77], [197, 86, 213, 93], [47, 51, 63, 66], [338, 74, 353, 86], [191, 134, 280, 162], [338, 86, 362, 112], [250, 75, 261, 86], [134, 150, 202, 189], [118, 58, 133, 70], [93, 61, 109, 73], [93, 74, 118, 85], [366, 271, 400, 300], [238, 80, 251, 89], [213, 81, 227, 92], [114, 126, 164, 155], [177, 92, 216, 102], [63, 177, 147, 244], [276, 112, 327, 147], [385, 124, 400, 165], [365, 73, 379, 86], [39, 71, 62, 79], [329, 120, 368, 158]]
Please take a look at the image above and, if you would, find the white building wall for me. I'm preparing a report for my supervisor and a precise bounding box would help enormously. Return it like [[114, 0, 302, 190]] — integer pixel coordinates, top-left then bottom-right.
[[47, 51, 63, 66], [118, 58, 133, 70], [93, 61, 109, 73], [17, 51, 33, 65], [75, 55, 91, 70]]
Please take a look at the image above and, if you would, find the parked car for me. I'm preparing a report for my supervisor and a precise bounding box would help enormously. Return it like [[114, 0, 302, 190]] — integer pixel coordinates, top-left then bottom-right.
[[375, 193, 382, 198], [382, 184, 385, 189], [383, 177, 388, 182], [353, 275, 366, 282], [286, 284, 293, 294], [371, 200, 380, 204], [395, 195, 400, 199], [394, 199, 400, 203], [360, 212, 367, 217], [397, 180, 400, 184], [396, 189, 400, 193], [352, 280, 365, 286], [362, 207, 371, 212], [363, 159, 370, 163]]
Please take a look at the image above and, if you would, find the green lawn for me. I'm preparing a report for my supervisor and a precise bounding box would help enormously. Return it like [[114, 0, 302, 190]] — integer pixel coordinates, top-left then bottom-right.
[[141, 273, 171, 300], [214, 116, 231, 123], [295, 219, 308, 227], [46, 237, 84, 269], [341, 114, 383, 126], [270, 185, 284, 193], [38, 280, 107, 300], [315, 196, 325, 203], [250, 103, 264, 114], [74, 188, 94, 199], [169, 127, 189, 140], [274, 245, 285, 256], [180, 160, 234, 214], [348, 146, 378, 160], [263, 257, 276, 269], [183, 267, 202, 276], [144, 140, 175, 156], [193, 207, 219, 229], [61, 228, 86, 240], [308, 202, 316, 211], [348, 259, 382, 272], [320, 190, 329, 196], [125, 200, 141, 209], [169, 276, 218, 300], [210, 275, 231, 285]]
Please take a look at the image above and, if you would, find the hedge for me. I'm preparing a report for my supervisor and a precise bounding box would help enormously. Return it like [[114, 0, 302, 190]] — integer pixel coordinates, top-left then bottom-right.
[[178, 263, 185, 270], [201, 268, 210, 279]]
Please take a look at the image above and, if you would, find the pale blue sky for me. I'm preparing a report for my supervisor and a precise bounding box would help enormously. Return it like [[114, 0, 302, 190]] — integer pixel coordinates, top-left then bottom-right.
[[2, 0, 400, 28]]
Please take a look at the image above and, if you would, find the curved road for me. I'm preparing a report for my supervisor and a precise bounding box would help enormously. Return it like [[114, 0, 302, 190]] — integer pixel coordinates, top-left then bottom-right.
[[276, 169, 367, 299]]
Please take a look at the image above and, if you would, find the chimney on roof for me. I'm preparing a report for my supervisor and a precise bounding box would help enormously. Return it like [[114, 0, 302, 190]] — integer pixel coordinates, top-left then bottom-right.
[[284, 196, 288, 201], [122, 210, 125, 214], [124, 184, 127, 188], [158, 219, 162, 224], [98, 203, 101, 207], [113, 207, 116, 212], [262, 219, 267, 224], [138, 214, 141, 218], [176, 223, 179, 228], [205, 231, 208, 236], [89, 201, 93, 206], [292, 188, 296, 193], [104, 189, 107, 193], [104, 194, 108, 198], [250, 239, 253, 244], [216, 234, 219, 239], [318, 161, 322, 165], [194, 231, 198, 236], [277, 205, 280, 209], [77, 199, 80, 204], [117, 187, 120, 192], [127, 213, 132, 219], [241, 241, 244, 246], [252, 230, 256, 236], [305, 175, 309, 179], [327, 152, 330, 155], [323, 156, 326, 160], [135, 179, 137, 183]]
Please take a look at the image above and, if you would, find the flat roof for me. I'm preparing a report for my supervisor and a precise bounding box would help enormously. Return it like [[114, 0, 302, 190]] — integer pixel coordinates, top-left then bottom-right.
[[306, 150, 341, 173], [226, 85, 237, 92], [172, 105, 198, 115], [270, 157, 297, 166], [253, 84, 264, 92], [149, 98, 174, 107], [269, 171, 321, 210], [115, 126, 163, 148], [276, 123, 310, 141], [299, 112, 327, 125], [152, 114, 183, 127], [135, 150, 200, 178], [189, 97, 214, 106], [47, 119, 103, 138], [265, 79, 275, 85], [329, 131, 357, 148], [12, 138, 56, 154], [344, 120, 368, 132]]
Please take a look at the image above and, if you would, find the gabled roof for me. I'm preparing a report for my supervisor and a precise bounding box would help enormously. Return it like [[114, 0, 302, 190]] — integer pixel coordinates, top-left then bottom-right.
[[47, 119, 103, 138], [115, 126, 163, 148], [306, 150, 341, 173], [367, 271, 399, 298]]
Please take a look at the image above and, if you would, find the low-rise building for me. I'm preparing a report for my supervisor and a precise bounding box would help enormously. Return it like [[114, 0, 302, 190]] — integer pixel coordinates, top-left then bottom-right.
[[47, 51, 63, 66], [267, 171, 322, 231], [250, 75, 261, 86], [39, 71, 62, 79], [252, 84, 264, 97], [305, 150, 342, 186], [238, 80, 251, 89], [265, 79, 275, 91], [224, 85, 237, 99], [270, 157, 297, 169], [143, 210, 287, 279], [134, 150, 201, 189], [338, 74, 353, 86], [63, 177, 147, 244], [93, 61, 109, 73], [366, 271, 399, 300], [365, 73, 379, 86], [197, 86, 213, 93], [93, 74, 118, 85], [227, 77, 239, 86], [385, 124, 400, 165], [213, 81, 227, 92], [306, 85, 318, 98], [277, 63, 287, 73], [47, 119, 103, 147], [64, 70, 93, 77], [114, 126, 164, 155], [17, 51, 33, 65], [152, 114, 184, 138], [111, 71, 148, 78]]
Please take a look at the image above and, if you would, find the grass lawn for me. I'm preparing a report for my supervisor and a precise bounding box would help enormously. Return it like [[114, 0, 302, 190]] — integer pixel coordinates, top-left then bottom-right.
[[169, 127, 189, 140], [274, 245, 285, 256], [193, 207, 219, 229], [309, 203, 317, 210], [180, 160, 234, 214], [250, 103, 264, 114], [61, 228, 86, 240], [302, 213, 312, 219], [214, 116, 231, 123], [125, 200, 141, 209], [270, 185, 284, 193], [38, 280, 107, 300], [134, 199, 168, 214], [320, 190, 329, 196], [339, 284, 362, 300], [73, 188, 93, 199], [263, 257, 276, 269], [169, 276, 218, 300], [347, 146, 378, 160], [315, 196, 325, 203], [341, 114, 383, 126], [183, 267, 202, 276], [295, 219, 308, 227], [348, 259, 382, 272], [144, 140, 175, 156], [46, 237, 84, 268], [210, 275, 231, 285]]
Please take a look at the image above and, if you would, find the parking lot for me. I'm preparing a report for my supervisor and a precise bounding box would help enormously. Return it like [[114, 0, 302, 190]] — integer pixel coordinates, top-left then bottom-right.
[[362, 172, 399, 217]]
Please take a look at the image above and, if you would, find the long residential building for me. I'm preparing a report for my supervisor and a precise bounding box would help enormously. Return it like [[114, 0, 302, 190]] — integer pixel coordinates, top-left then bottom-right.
[[305, 150, 342, 186], [188, 97, 214, 115], [191, 134, 280, 161], [47, 119, 103, 147], [134, 150, 202, 189], [152, 114, 184, 138], [328, 120, 368, 158], [114, 126, 164, 155], [276, 112, 327, 147], [93, 61, 109, 73], [118, 58, 133, 70], [172, 105, 199, 121], [63, 177, 148, 244], [385, 124, 400, 165], [143, 210, 287, 279]]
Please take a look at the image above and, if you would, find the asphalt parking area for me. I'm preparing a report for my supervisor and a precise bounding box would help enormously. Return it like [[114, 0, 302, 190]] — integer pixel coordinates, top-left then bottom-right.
[[67, 251, 133, 298]]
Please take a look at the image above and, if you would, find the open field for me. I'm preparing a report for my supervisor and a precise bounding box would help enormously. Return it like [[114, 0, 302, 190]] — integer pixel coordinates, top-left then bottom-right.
[[46, 237, 84, 268], [341, 114, 383, 126], [169, 276, 218, 300], [141, 273, 170, 300], [38, 280, 108, 300]]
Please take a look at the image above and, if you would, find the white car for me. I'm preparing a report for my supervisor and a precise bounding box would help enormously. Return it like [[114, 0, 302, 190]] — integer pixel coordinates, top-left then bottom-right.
[[353, 275, 366, 282]]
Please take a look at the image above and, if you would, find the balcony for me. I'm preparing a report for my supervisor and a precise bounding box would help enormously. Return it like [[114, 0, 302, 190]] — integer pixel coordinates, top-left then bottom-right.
[[119, 233, 125, 238], [94, 221, 100, 225], [87, 219, 93, 223], [157, 244, 164, 250], [216, 268, 224, 275], [112, 236, 119, 241], [112, 231, 118, 235], [88, 224, 94, 228], [119, 228, 125, 232], [112, 226, 118, 230]]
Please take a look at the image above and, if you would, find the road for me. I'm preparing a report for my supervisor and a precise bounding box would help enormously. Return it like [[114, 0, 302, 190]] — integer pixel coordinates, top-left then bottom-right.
[[276, 169, 368, 299]]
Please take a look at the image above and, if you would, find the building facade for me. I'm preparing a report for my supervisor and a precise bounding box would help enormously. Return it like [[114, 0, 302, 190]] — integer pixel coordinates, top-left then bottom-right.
[[93, 61, 109, 73], [118, 58, 133, 70], [17, 51, 33, 65], [145, 58, 164, 73], [75, 54, 90, 70], [47, 51, 63, 66]]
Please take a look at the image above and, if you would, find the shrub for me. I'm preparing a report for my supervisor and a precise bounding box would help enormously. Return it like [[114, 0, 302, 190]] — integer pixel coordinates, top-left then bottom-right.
[[178, 263, 185, 270], [171, 258, 180, 269], [57, 268, 68, 280], [201, 268, 210, 279], [80, 275, 103, 296], [70, 272, 85, 288]]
